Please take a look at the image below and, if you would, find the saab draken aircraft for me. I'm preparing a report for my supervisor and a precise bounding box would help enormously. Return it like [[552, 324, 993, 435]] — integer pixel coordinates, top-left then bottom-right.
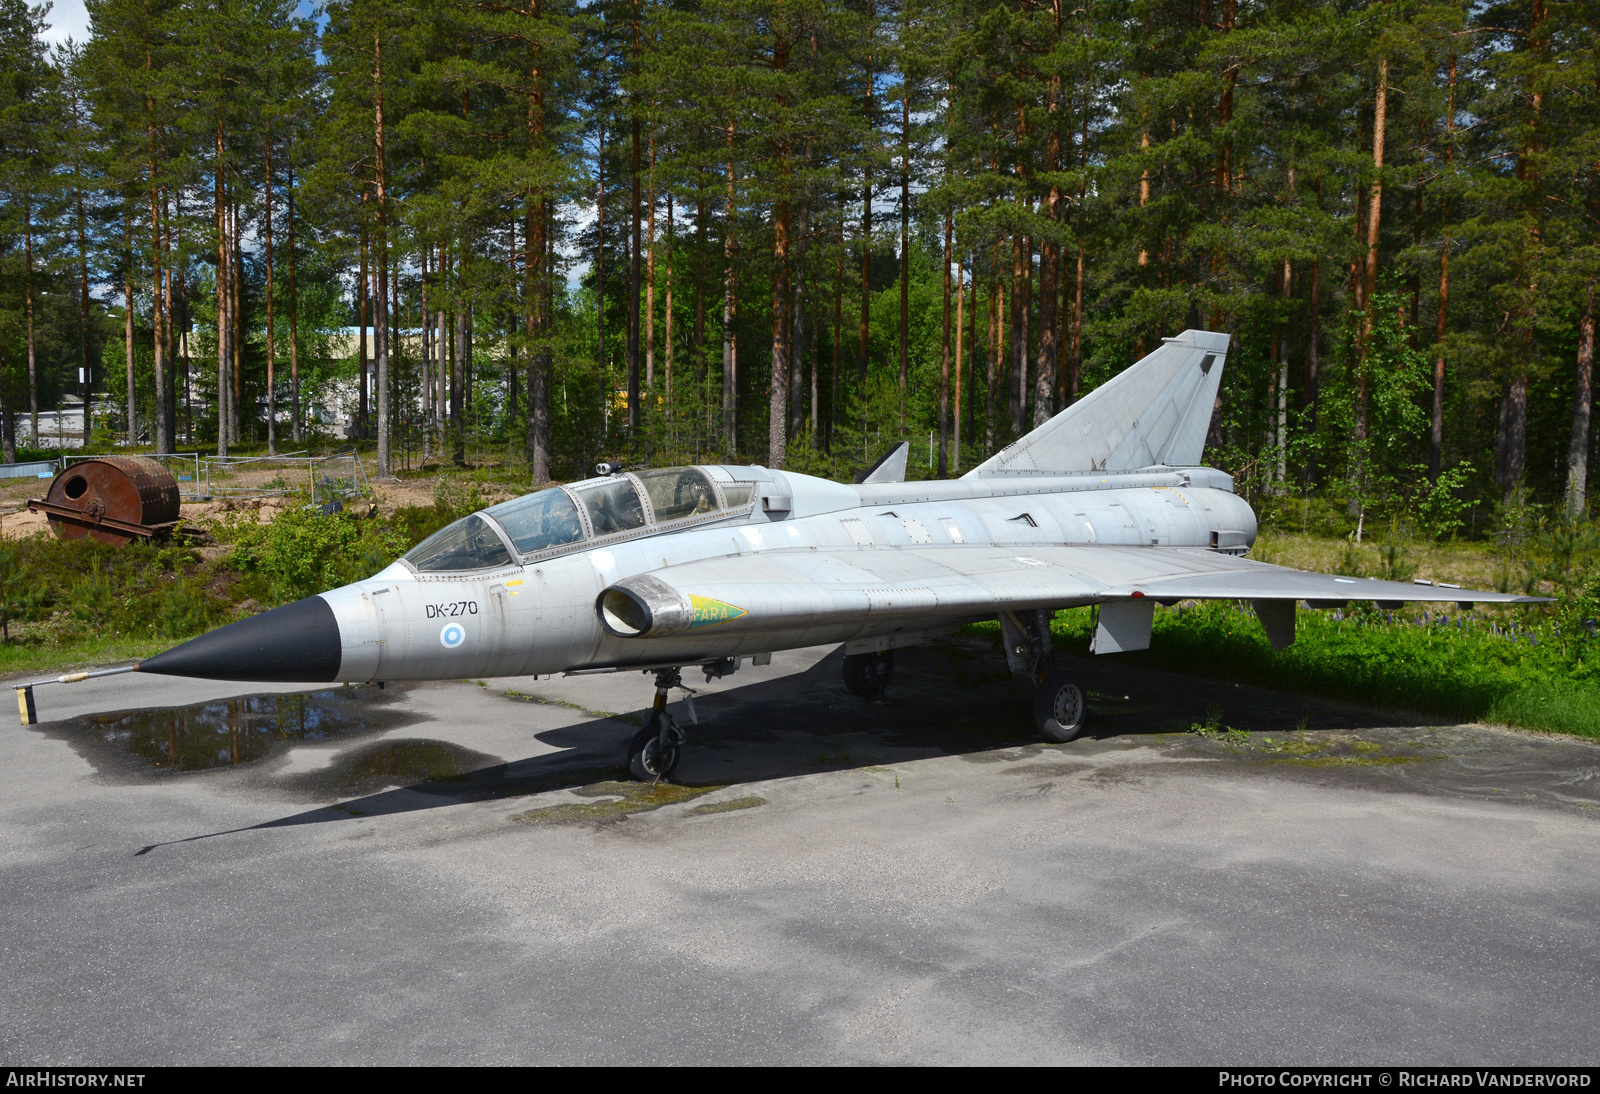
[[19, 330, 1544, 780]]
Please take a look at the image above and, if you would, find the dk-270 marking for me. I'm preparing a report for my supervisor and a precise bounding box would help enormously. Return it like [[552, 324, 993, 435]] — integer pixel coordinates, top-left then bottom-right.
[[426, 601, 478, 619]]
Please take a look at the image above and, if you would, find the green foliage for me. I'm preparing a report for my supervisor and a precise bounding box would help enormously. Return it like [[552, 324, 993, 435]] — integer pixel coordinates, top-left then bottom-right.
[[225, 505, 409, 603], [0, 535, 233, 649], [0, 541, 35, 640], [1415, 462, 1474, 542]]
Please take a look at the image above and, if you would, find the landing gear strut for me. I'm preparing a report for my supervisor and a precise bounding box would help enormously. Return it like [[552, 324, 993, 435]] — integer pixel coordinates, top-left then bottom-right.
[[628, 667, 690, 782], [842, 649, 894, 698], [1002, 609, 1091, 743]]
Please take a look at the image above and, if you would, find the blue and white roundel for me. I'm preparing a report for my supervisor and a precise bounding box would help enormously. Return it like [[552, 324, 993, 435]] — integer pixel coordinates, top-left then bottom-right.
[[439, 622, 466, 649]]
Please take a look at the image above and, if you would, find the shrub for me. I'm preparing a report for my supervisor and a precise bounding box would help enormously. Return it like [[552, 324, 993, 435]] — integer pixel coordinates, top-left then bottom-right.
[[227, 505, 409, 603]]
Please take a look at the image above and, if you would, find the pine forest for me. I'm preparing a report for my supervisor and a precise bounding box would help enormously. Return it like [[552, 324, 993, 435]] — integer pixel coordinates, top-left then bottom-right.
[[1, 0, 1597, 535]]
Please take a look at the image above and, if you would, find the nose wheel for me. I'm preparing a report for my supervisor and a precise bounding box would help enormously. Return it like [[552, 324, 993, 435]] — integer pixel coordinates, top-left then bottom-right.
[[627, 667, 694, 782], [628, 713, 686, 781]]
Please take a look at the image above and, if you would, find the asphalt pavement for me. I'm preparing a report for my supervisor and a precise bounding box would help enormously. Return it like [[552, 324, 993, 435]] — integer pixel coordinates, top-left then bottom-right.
[[2, 638, 1597, 1065]]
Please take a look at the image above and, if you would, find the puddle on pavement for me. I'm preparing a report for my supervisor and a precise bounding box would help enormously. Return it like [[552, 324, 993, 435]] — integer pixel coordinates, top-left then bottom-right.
[[310, 738, 502, 798], [49, 686, 412, 777], [511, 777, 722, 825]]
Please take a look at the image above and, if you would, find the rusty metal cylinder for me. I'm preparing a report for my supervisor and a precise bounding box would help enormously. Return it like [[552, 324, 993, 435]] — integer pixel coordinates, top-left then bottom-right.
[[33, 457, 181, 545]]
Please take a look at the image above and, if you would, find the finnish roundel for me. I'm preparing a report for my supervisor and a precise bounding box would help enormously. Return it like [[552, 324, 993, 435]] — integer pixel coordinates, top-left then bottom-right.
[[439, 622, 466, 649]]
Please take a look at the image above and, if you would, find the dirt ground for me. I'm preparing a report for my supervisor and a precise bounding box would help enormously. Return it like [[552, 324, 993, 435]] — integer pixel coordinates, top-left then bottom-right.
[[0, 457, 490, 542]]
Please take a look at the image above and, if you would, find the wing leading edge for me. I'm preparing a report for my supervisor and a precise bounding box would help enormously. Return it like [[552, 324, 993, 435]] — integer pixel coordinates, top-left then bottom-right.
[[597, 543, 1544, 655]]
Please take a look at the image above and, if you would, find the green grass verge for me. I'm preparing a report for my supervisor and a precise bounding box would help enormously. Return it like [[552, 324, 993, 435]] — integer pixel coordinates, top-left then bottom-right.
[[0, 634, 174, 679], [1484, 683, 1600, 738], [971, 599, 1600, 739]]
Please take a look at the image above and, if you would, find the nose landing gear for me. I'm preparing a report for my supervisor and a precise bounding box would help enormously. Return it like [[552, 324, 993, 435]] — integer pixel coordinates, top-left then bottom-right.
[[628, 667, 693, 782]]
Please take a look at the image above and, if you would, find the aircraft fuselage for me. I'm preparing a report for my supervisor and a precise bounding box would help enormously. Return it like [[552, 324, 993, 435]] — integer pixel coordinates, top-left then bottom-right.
[[314, 464, 1256, 684]]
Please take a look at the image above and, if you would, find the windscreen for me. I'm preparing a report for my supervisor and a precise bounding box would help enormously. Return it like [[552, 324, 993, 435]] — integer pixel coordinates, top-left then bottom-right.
[[403, 514, 513, 572], [483, 488, 586, 555], [636, 467, 717, 523], [573, 479, 647, 535]]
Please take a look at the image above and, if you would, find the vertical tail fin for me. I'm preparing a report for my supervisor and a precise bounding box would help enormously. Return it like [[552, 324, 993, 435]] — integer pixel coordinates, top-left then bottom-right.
[[965, 329, 1229, 477]]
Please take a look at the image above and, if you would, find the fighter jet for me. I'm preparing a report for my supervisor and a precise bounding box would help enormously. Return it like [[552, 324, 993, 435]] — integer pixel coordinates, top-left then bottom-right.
[[17, 330, 1544, 780]]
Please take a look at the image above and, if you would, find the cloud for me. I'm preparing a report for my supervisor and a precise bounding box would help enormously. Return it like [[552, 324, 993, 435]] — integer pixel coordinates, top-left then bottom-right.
[[35, 0, 91, 46]]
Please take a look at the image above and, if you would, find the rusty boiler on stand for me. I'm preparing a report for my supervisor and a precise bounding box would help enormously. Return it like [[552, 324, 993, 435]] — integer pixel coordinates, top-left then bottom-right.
[[27, 457, 181, 546]]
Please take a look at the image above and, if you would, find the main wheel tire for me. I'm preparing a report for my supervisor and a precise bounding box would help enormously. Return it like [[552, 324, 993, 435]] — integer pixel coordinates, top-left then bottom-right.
[[1034, 671, 1088, 742], [842, 650, 894, 698], [627, 717, 684, 781]]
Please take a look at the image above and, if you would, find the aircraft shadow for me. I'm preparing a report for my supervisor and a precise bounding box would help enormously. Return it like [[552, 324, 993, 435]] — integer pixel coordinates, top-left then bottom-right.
[[134, 639, 1444, 854]]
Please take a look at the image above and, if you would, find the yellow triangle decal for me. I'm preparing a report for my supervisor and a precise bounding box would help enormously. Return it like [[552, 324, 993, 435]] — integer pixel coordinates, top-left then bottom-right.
[[688, 594, 748, 630]]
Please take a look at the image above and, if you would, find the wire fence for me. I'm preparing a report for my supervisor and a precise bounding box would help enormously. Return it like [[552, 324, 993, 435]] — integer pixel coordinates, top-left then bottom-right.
[[58, 450, 370, 505]]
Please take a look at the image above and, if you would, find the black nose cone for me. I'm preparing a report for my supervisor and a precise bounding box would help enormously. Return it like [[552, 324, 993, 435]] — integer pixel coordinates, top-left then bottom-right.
[[140, 595, 343, 682]]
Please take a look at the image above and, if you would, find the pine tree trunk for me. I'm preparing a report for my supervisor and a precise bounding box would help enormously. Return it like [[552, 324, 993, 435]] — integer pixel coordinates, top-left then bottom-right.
[[1277, 257, 1291, 486], [1035, 20, 1062, 428], [124, 209, 136, 446], [628, 14, 642, 439], [1431, 233, 1450, 482], [374, 30, 391, 476], [859, 171, 871, 404], [898, 89, 910, 432], [665, 193, 675, 440], [722, 120, 738, 456], [358, 212, 369, 443], [695, 197, 706, 395], [74, 162, 91, 448], [25, 195, 37, 445], [1357, 59, 1387, 457], [1429, 65, 1453, 472], [830, 216, 842, 453], [953, 254, 963, 472], [150, 204, 167, 455], [1035, 233, 1059, 426], [859, 0, 875, 437], [791, 211, 806, 443], [939, 211, 951, 475], [265, 140, 277, 455], [1009, 232, 1023, 436], [646, 134, 656, 397], [1497, 377, 1528, 500], [1566, 288, 1594, 518], [987, 259, 1000, 454], [287, 153, 302, 443], [525, 6, 548, 482], [595, 122, 606, 440], [213, 143, 228, 458], [457, 306, 472, 467], [770, 195, 790, 469]]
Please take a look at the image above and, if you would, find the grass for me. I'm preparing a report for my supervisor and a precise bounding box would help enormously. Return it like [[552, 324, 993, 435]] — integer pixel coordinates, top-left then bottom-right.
[[967, 591, 1600, 739], [1484, 682, 1600, 738], [0, 634, 172, 678]]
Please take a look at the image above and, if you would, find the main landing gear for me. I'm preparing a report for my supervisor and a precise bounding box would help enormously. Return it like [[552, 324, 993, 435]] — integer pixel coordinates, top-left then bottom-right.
[[841, 650, 894, 698], [628, 667, 691, 782], [1002, 608, 1090, 743], [1033, 671, 1088, 742]]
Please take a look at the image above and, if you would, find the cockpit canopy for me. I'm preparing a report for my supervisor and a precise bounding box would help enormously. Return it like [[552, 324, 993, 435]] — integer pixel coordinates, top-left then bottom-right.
[[401, 466, 752, 574]]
